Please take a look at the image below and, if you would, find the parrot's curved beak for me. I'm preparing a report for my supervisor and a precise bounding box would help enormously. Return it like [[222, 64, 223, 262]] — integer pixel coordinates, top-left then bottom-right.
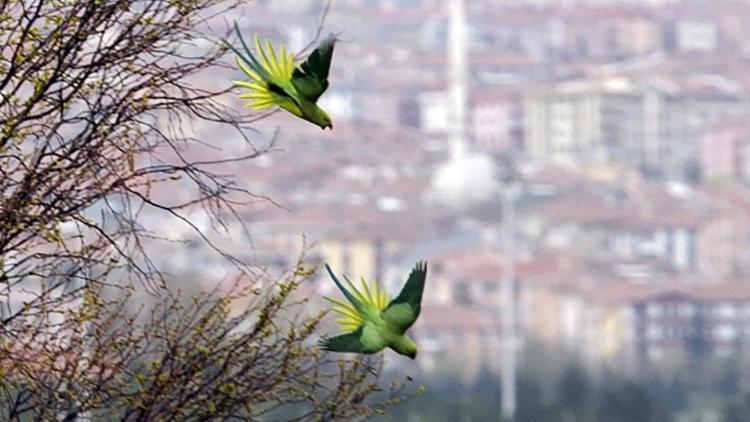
[[323, 123, 333, 130]]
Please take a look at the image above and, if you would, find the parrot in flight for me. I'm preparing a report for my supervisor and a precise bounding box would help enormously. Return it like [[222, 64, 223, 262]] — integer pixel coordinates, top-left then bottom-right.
[[223, 23, 335, 130], [319, 262, 428, 359]]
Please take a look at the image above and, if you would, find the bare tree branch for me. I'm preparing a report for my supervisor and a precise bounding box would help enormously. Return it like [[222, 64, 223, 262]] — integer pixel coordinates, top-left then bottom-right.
[[0, 0, 420, 419]]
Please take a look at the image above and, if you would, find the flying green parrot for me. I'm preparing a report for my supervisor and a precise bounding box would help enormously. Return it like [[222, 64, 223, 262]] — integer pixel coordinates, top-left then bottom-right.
[[223, 23, 335, 130], [319, 262, 428, 359]]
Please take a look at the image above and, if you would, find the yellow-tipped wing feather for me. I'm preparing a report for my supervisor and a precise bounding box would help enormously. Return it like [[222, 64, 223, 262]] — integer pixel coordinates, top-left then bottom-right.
[[325, 277, 391, 333], [232, 34, 295, 111], [225, 24, 335, 129]]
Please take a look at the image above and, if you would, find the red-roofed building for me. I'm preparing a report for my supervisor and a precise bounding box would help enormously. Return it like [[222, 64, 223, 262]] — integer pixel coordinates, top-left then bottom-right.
[[532, 279, 750, 370], [412, 304, 497, 379], [525, 181, 750, 278], [563, 6, 662, 59], [700, 118, 750, 184], [470, 88, 524, 153]]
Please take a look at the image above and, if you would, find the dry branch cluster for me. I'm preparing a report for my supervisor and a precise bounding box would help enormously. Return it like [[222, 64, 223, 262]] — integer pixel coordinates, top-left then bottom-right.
[[0, 0, 415, 419], [2, 267, 413, 420]]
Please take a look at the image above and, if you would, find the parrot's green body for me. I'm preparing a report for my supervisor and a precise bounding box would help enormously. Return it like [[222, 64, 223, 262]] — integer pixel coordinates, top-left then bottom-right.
[[320, 262, 428, 359], [223, 23, 335, 129]]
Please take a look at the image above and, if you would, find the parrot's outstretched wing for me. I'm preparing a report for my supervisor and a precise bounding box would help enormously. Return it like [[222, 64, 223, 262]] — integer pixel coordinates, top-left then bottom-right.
[[324, 264, 389, 333], [225, 22, 294, 85], [291, 35, 336, 103], [319, 331, 368, 353], [223, 23, 297, 111], [325, 264, 364, 311], [382, 261, 428, 334], [318, 325, 386, 354]]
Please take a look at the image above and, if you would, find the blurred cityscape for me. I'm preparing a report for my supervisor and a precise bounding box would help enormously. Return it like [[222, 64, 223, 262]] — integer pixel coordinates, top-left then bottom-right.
[[144, 0, 750, 419]]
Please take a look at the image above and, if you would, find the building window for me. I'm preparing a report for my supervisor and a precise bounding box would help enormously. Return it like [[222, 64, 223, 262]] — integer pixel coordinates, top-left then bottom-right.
[[647, 324, 663, 340], [452, 328, 464, 344], [647, 345, 663, 361], [647, 303, 664, 318], [374, 239, 384, 281], [716, 303, 737, 319], [715, 324, 737, 341], [679, 304, 695, 317], [484, 281, 498, 294], [454, 280, 472, 305]]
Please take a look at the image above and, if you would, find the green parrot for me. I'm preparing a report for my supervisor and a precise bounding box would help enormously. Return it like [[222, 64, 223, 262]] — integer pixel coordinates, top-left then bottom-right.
[[319, 262, 428, 359], [223, 23, 335, 130]]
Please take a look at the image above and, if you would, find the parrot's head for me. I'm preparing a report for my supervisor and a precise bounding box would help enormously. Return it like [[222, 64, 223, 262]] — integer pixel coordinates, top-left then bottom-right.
[[302, 104, 333, 130], [403, 344, 417, 360], [317, 110, 333, 130], [394, 336, 418, 360]]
